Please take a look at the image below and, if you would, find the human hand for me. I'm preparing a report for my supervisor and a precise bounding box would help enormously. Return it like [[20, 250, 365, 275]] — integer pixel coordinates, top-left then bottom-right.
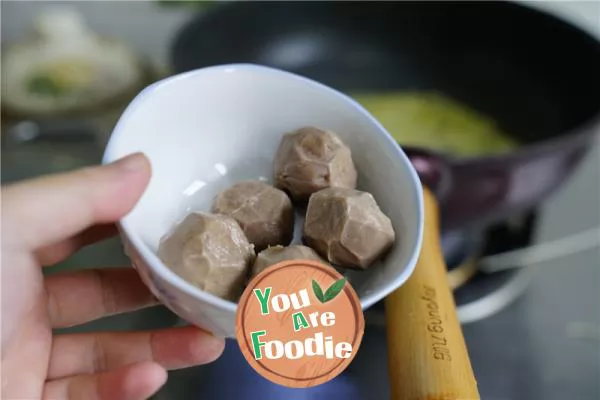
[[1, 153, 225, 400]]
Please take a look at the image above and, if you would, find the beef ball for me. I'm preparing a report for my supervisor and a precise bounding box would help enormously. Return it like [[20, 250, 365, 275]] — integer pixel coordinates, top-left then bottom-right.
[[251, 245, 329, 277], [212, 181, 294, 251], [157, 212, 255, 301], [274, 127, 358, 202], [303, 188, 395, 269]]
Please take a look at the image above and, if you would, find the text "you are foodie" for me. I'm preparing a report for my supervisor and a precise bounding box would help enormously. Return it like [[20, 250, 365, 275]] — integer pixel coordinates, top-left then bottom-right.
[[250, 280, 353, 361]]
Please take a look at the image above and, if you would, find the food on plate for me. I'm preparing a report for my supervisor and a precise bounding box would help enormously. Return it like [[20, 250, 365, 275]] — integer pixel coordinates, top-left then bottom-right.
[[303, 187, 395, 269], [351, 91, 519, 157], [157, 212, 255, 301], [273, 126, 358, 203], [2, 8, 144, 115], [211, 181, 294, 251], [251, 245, 329, 277]]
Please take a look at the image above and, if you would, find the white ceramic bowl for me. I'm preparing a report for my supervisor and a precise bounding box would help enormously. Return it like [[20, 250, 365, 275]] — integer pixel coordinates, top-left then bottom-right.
[[103, 64, 424, 338]]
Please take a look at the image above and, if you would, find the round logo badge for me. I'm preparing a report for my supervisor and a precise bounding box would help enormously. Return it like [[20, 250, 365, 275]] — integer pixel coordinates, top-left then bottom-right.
[[236, 260, 365, 388]]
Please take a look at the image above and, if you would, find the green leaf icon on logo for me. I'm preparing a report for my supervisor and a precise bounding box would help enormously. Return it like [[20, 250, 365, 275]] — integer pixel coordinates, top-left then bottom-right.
[[312, 278, 347, 303]]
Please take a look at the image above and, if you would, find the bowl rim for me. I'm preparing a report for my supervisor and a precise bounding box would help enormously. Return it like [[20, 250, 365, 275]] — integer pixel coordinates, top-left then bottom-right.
[[102, 63, 424, 314]]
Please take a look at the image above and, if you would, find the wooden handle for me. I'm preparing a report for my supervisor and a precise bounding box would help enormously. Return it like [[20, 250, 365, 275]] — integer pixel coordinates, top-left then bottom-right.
[[385, 187, 479, 400]]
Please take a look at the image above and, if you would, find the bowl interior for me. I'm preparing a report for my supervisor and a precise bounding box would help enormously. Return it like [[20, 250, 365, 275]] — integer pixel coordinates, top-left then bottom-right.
[[104, 64, 423, 309]]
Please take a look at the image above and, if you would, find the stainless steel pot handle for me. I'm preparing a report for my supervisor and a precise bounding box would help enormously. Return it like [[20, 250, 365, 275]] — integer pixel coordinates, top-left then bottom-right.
[[480, 226, 600, 273]]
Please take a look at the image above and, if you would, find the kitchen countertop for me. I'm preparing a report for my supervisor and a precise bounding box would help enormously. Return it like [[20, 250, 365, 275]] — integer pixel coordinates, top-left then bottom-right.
[[520, 137, 599, 400]]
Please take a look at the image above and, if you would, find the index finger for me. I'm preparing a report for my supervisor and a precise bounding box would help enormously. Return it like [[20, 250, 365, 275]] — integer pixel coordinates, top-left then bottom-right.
[[1, 153, 151, 251]]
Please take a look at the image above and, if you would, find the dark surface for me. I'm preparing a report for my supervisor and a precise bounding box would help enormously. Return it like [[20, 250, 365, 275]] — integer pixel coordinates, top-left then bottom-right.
[[171, 0, 600, 230], [153, 306, 540, 400]]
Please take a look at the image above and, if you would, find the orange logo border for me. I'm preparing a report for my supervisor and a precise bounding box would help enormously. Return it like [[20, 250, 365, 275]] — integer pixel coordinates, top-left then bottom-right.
[[236, 259, 365, 388]]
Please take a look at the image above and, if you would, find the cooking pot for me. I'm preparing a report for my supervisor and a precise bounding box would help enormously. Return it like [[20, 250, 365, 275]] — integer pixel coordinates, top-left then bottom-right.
[[170, 1, 600, 231], [165, 2, 600, 398]]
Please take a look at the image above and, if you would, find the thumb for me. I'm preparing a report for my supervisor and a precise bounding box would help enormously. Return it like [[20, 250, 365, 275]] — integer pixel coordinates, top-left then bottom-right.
[[2, 153, 151, 251]]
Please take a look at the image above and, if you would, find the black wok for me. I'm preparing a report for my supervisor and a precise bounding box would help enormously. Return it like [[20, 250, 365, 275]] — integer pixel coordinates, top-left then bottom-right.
[[170, 1, 600, 230]]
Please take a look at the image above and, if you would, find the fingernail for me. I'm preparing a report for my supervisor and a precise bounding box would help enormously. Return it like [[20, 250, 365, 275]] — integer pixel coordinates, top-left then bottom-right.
[[113, 153, 148, 173]]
